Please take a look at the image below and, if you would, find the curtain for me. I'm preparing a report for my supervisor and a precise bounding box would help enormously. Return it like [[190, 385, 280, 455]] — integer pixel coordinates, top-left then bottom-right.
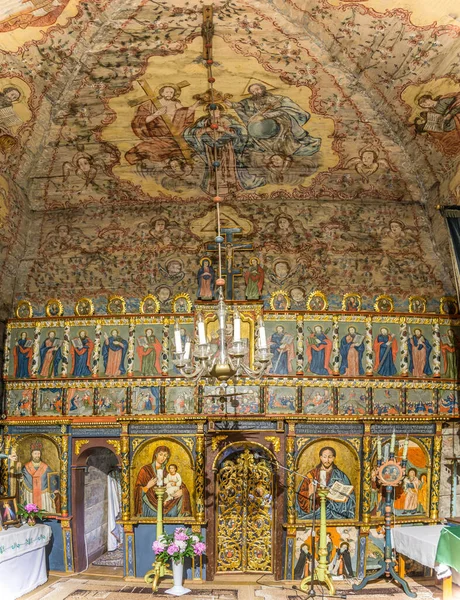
[[441, 207, 460, 302]]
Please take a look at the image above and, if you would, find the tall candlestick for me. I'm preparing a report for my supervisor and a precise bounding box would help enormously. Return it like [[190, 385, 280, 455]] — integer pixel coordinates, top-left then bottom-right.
[[390, 430, 396, 454], [377, 436, 382, 460], [197, 315, 206, 345], [157, 468, 163, 487], [174, 322, 183, 354], [258, 317, 267, 349], [233, 310, 241, 342], [184, 341, 191, 361], [320, 470, 327, 487], [402, 435, 409, 460]]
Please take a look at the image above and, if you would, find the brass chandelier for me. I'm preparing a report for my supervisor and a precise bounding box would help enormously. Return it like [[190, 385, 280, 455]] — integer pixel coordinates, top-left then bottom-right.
[[171, 27, 271, 384]]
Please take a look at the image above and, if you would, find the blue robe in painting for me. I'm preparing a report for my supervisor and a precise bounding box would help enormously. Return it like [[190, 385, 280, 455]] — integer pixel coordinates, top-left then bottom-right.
[[297, 465, 356, 520], [71, 337, 94, 377], [339, 335, 365, 375], [375, 334, 397, 376], [408, 335, 433, 376], [270, 332, 289, 375], [184, 115, 265, 195], [102, 336, 128, 375], [15, 338, 32, 378], [39, 340, 62, 377]]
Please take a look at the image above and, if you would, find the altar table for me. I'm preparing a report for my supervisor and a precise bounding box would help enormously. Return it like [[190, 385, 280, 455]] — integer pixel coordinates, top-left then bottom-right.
[[393, 525, 460, 600], [0, 523, 52, 600]]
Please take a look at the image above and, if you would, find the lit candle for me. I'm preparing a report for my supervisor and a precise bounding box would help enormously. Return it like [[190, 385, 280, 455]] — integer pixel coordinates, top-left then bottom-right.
[[258, 317, 267, 349], [377, 436, 382, 460], [157, 468, 163, 487], [184, 341, 191, 360], [390, 430, 396, 454], [402, 435, 409, 460], [197, 314, 206, 345], [174, 321, 183, 354], [233, 309, 241, 342], [320, 470, 327, 487]]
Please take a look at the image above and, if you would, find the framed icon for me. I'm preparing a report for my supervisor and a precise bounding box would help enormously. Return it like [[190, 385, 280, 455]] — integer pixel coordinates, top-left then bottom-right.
[[374, 294, 394, 313], [307, 290, 328, 312], [269, 290, 290, 311], [342, 293, 361, 312], [74, 297, 94, 316], [15, 300, 33, 319], [408, 296, 426, 314], [172, 293, 192, 314], [45, 298, 64, 317], [107, 295, 126, 315], [440, 296, 458, 316], [140, 294, 160, 314]]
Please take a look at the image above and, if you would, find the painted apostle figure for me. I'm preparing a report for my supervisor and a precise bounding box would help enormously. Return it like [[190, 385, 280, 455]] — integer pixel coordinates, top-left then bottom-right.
[[244, 257, 264, 300], [373, 327, 398, 376], [70, 330, 94, 377], [339, 326, 365, 376], [136, 328, 162, 376], [269, 325, 295, 375], [297, 446, 355, 520], [134, 445, 191, 517], [13, 331, 33, 378], [39, 330, 62, 377], [306, 325, 332, 375], [102, 329, 128, 376], [408, 328, 432, 377]]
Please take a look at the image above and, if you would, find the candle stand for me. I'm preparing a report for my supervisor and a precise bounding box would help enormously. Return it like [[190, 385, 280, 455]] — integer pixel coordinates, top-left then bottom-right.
[[145, 485, 172, 592], [300, 486, 335, 596], [352, 435, 416, 598]]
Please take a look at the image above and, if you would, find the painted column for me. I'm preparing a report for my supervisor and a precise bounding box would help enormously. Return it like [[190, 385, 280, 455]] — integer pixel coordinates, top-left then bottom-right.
[[3, 326, 11, 379], [432, 320, 441, 378], [296, 315, 304, 375], [400, 319, 408, 377], [332, 317, 340, 375], [60, 432, 69, 517], [61, 323, 70, 377], [61, 519, 74, 572], [127, 319, 135, 376], [92, 322, 102, 377], [124, 523, 136, 577], [162, 319, 169, 375], [286, 433, 296, 525], [31, 322, 41, 377], [362, 424, 372, 526], [365, 317, 373, 376]]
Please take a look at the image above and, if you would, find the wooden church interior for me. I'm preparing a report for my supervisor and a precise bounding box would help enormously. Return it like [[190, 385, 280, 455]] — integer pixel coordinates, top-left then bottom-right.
[[0, 0, 459, 598]]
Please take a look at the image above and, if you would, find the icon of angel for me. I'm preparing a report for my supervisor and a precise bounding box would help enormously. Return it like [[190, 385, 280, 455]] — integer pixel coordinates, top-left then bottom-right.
[[342, 148, 396, 183], [62, 152, 106, 188]]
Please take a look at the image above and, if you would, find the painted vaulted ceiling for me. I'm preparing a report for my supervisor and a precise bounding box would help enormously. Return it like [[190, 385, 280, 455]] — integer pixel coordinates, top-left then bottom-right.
[[0, 0, 458, 315]]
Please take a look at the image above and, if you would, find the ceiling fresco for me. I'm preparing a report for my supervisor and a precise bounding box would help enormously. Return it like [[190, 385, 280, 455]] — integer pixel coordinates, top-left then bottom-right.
[[0, 0, 458, 315]]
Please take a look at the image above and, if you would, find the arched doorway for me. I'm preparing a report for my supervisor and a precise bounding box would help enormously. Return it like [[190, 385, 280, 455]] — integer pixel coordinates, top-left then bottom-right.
[[72, 441, 122, 573], [214, 443, 275, 574]]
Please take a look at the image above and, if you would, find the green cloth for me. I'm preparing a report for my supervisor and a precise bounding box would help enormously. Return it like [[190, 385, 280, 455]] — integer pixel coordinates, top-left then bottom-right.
[[436, 525, 460, 571]]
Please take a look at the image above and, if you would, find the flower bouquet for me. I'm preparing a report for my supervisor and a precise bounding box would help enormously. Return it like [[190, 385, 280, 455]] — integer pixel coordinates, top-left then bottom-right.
[[152, 527, 206, 596], [17, 503, 47, 526]]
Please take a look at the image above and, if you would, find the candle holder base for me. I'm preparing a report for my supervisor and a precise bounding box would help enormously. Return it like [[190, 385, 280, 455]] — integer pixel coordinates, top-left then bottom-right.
[[300, 564, 335, 596], [352, 559, 416, 598], [144, 559, 173, 593]]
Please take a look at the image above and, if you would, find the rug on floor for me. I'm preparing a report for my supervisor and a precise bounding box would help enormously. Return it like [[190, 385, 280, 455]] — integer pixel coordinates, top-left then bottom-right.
[[92, 546, 124, 567]]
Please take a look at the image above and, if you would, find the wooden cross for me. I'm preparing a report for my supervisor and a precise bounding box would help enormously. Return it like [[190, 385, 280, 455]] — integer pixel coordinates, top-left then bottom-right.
[[206, 228, 254, 300], [128, 79, 193, 163]]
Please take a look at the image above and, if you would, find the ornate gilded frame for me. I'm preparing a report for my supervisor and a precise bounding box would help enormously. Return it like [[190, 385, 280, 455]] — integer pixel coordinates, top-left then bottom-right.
[[140, 294, 160, 314], [269, 290, 291, 310], [342, 293, 362, 312], [440, 296, 458, 315], [408, 296, 426, 314], [374, 294, 394, 313], [74, 297, 94, 316], [172, 293, 192, 314], [15, 300, 32, 319], [107, 295, 126, 315], [45, 298, 64, 317], [307, 290, 328, 312]]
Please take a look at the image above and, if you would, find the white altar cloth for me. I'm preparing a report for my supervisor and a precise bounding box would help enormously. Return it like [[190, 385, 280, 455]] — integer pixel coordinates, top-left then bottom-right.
[[0, 523, 52, 600]]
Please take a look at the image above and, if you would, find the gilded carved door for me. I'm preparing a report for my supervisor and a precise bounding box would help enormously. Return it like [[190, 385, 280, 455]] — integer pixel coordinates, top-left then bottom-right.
[[216, 446, 274, 573]]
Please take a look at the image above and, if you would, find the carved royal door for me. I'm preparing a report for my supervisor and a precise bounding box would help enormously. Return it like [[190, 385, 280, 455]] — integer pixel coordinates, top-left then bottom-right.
[[216, 446, 274, 573]]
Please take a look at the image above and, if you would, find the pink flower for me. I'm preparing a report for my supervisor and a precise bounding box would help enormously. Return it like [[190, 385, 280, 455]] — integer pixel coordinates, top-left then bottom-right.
[[167, 543, 180, 555], [152, 540, 165, 554], [193, 542, 206, 556], [25, 503, 39, 513], [174, 531, 189, 541]]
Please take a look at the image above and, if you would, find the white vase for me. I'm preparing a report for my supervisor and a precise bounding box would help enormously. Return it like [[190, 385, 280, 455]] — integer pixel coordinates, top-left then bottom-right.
[[165, 560, 191, 596]]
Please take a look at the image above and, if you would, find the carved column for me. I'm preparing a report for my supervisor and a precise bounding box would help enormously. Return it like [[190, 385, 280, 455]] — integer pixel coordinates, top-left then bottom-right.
[[121, 423, 130, 521], [124, 523, 136, 577], [127, 318, 135, 376], [92, 322, 102, 377], [362, 423, 372, 527], [162, 319, 169, 375], [430, 422, 442, 520], [61, 519, 74, 572], [60, 430, 69, 517], [332, 317, 340, 375], [3, 325, 11, 379], [195, 434, 205, 522], [365, 317, 373, 375], [286, 430, 296, 525], [432, 320, 441, 378], [61, 323, 70, 377], [31, 322, 41, 377], [400, 318, 408, 376]]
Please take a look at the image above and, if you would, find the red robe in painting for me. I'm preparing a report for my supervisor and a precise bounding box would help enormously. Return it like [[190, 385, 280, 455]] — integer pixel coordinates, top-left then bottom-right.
[[125, 103, 194, 165], [134, 464, 192, 517]]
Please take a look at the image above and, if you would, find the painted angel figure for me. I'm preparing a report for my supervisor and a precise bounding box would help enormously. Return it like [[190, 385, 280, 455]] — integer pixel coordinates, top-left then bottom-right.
[[343, 148, 396, 183], [62, 152, 106, 187]]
